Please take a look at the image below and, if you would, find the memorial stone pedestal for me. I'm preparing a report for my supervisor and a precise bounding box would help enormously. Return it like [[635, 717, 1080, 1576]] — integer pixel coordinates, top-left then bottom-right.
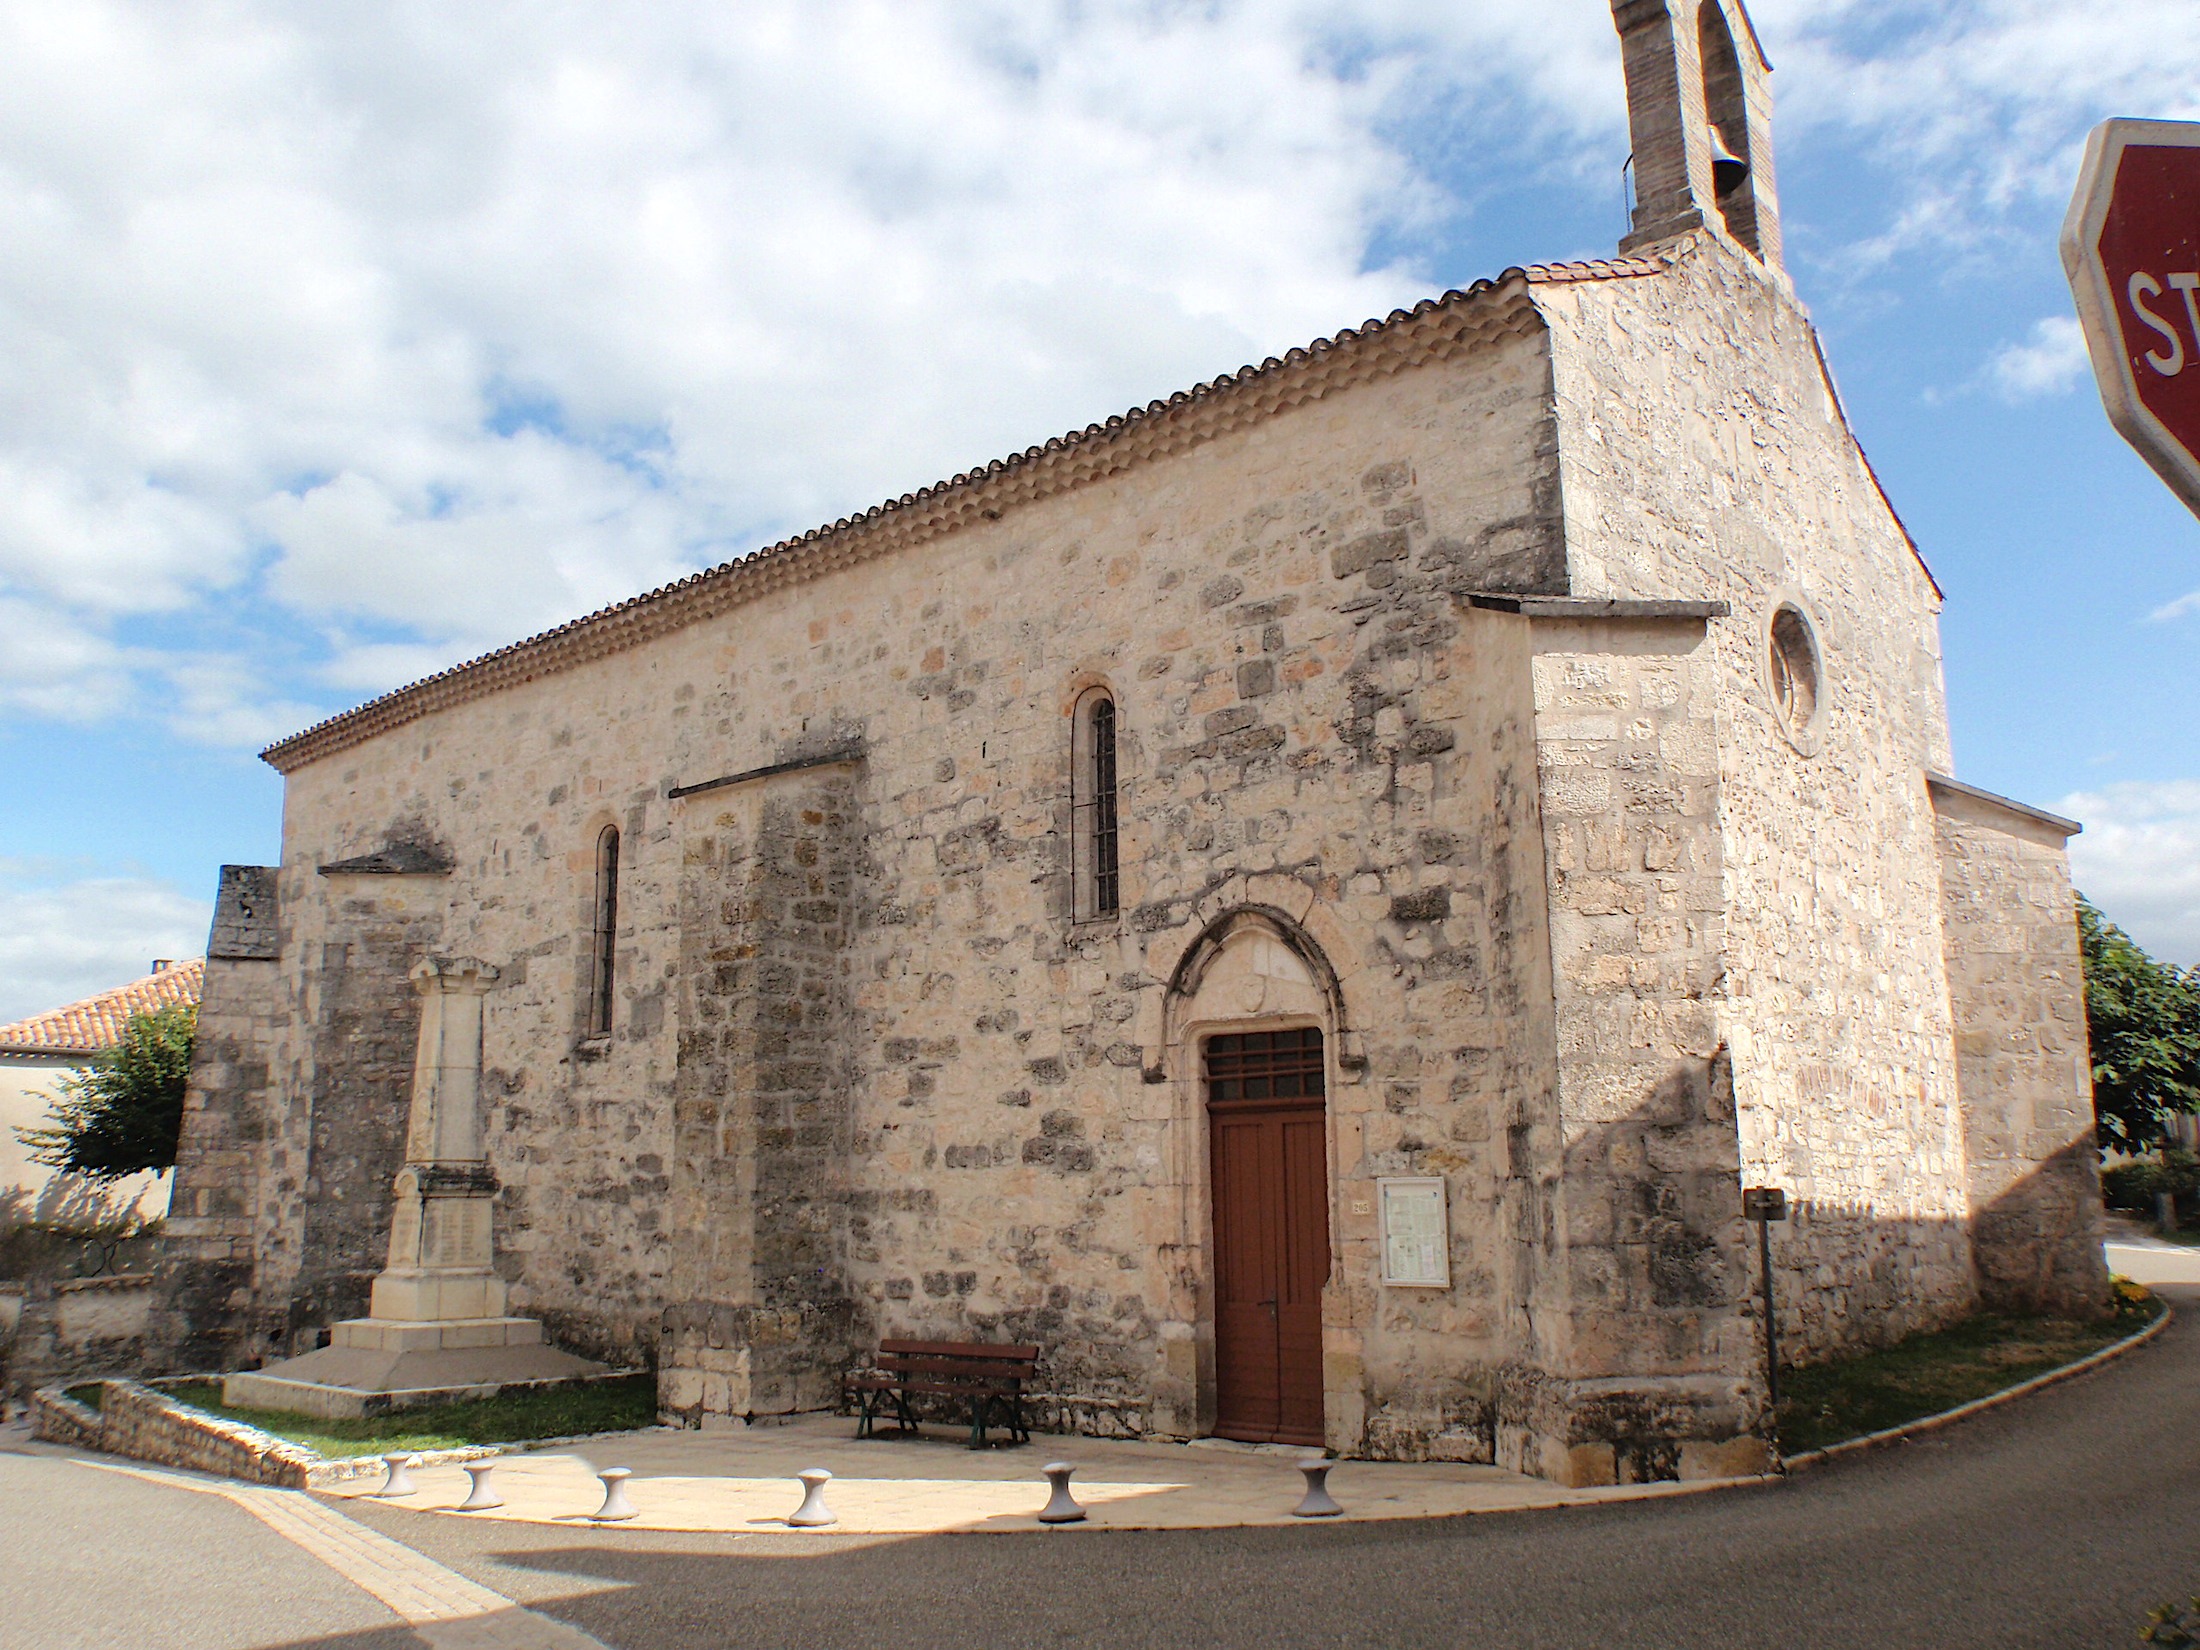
[[225, 957, 605, 1418]]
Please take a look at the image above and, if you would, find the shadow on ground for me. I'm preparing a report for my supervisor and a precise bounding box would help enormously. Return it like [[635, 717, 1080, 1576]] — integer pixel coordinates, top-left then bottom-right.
[[291, 1288, 2199, 1650]]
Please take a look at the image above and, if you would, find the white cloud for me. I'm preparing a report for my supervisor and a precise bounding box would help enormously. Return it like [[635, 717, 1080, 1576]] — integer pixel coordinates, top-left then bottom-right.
[[0, 0, 1634, 733], [2063, 781, 2200, 968], [0, 0, 2191, 761], [0, 596, 131, 721], [2149, 590, 2200, 624], [1753, 0, 2200, 259], [152, 655, 326, 751], [0, 863, 211, 1025], [1989, 315, 2089, 402]]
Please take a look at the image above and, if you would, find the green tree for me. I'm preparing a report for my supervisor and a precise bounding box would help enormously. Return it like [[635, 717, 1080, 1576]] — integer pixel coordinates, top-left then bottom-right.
[[2077, 897, 2200, 1153], [17, 1002, 197, 1181]]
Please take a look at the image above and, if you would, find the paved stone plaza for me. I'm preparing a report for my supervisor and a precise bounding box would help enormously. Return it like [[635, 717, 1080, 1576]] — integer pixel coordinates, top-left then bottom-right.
[[321, 1411, 1743, 1536], [6, 1283, 2197, 1649]]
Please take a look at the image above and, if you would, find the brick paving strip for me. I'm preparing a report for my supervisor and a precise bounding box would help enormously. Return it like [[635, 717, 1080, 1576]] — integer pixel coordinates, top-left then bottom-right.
[[72, 1458, 608, 1648]]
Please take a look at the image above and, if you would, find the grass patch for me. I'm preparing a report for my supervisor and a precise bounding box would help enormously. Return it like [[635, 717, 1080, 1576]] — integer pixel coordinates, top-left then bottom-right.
[[65, 1383, 103, 1412], [1777, 1291, 2163, 1457], [162, 1373, 657, 1459]]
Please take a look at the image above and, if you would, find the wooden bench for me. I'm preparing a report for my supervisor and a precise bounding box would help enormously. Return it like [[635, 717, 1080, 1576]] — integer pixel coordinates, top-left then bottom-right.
[[845, 1339, 1040, 1449]]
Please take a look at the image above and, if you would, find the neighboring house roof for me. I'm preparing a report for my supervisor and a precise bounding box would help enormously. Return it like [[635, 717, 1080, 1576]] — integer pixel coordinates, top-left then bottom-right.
[[0, 960, 205, 1059], [259, 254, 1667, 776]]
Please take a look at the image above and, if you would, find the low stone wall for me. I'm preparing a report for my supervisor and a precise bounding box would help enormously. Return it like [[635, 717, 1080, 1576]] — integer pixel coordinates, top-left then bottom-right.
[[2, 1274, 164, 1402], [31, 1376, 631, 1488], [27, 1384, 102, 1451], [32, 1378, 317, 1487]]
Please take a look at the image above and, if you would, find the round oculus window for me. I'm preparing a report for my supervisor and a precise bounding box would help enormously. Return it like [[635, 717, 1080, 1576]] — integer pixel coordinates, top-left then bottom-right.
[[1767, 603, 1822, 737]]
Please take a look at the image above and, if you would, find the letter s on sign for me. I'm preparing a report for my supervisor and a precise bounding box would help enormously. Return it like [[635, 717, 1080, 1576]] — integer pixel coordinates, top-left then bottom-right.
[[2130, 272, 2186, 376]]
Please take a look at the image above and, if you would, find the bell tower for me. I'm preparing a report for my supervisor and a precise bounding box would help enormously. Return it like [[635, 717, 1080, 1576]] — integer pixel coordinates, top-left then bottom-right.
[[1612, 0, 1782, 270]]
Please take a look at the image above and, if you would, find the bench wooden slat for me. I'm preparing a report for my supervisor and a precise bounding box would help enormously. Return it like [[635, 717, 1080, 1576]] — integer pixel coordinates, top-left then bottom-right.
[[877, 1357, 1034, 1379], [871, 1379, 1021, 1398], [879, 1339, 1039, 1361]]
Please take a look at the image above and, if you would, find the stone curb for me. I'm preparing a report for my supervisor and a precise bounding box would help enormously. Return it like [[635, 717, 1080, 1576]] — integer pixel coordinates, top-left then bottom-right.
[[1779, 1302, 2174, 1474]]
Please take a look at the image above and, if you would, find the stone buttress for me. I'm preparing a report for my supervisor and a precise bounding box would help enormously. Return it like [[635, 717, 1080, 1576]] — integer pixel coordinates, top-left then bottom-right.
[[658, 758, 867, 1426]]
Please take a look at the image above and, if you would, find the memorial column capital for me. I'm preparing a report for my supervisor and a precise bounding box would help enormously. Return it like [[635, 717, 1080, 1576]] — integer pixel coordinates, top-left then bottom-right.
[[410, 955, 500, 995]]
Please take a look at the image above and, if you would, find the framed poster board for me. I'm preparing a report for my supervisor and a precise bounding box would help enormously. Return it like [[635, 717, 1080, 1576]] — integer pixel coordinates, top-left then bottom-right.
[[1378, 1176, 1450, 1287]]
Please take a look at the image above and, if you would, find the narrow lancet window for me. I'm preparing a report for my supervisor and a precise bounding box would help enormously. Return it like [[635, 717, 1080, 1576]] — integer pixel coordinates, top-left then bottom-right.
[[1073, 690, 1122, 920], [1091, 697, 1120, 916], [588, 825, 620, 1036]]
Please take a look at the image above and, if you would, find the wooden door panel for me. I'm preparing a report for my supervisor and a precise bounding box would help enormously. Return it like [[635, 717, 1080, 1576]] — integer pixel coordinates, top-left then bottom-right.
[[1211, 1113, 1280, 1440], [1207, 1027, 1330, 1447], [1275, 1112, 1331, 1445]]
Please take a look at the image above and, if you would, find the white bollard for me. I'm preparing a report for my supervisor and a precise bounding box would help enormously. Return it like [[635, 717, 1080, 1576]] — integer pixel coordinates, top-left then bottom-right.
[[1037, 1462, 1086, 1524], [456, 1459, 503, 1512], [377, 1453, 421, 1498], [1292, 1458, 1342, 1518], [788, 1468, 837, 1528], [593, 1467, 638, 1522]]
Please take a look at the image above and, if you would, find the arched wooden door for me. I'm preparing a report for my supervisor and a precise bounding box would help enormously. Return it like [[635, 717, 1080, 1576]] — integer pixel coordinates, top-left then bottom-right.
[[1206, 1027, 1330, 1446]]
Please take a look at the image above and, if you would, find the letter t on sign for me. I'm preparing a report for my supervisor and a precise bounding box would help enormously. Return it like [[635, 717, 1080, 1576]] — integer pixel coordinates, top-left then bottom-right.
[[2172, 274, 2200, 368]]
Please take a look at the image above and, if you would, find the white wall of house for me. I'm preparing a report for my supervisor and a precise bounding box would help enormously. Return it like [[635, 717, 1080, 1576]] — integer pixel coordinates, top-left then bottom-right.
[[0, 1054, 170, 1225]]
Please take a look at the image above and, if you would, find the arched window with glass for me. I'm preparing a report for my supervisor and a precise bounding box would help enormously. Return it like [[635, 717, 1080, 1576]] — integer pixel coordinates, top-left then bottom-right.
[[587, 824, 620, 1037], [1072, 690, 1121, 920]]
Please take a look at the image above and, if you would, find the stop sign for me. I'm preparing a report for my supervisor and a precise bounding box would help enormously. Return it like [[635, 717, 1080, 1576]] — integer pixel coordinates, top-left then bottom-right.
[[2063, 119, 2200, 517]]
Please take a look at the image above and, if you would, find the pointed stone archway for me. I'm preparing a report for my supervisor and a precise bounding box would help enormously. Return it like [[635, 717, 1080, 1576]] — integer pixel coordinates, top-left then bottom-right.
[[1160, 909, 1347, 1448]]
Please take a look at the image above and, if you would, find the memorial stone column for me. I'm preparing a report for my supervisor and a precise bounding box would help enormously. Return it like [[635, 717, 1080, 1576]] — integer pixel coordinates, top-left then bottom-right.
[[370, 956, 508, 1323]]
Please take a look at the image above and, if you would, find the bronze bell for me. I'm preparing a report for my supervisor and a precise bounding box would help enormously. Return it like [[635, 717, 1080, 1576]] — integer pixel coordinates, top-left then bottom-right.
[[1709, 127, 1750, 196]]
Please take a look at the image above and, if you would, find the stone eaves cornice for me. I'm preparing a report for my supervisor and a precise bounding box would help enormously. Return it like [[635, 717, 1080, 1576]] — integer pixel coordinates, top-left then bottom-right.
[[1926, 773, 2082, 839], [261, 256, 1665, 775]]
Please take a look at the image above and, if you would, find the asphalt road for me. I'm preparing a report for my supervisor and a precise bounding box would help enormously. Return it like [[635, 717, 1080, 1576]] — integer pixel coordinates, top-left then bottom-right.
[[7, 1285, 2196, 1650]]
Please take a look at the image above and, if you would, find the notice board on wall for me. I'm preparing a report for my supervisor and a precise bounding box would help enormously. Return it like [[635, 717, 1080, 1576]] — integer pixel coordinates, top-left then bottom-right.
[[1378, 1176, 1449, 1287]]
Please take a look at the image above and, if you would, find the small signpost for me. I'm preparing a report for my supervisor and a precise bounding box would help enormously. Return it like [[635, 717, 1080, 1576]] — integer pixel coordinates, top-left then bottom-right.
[[2063, 119, 2200, 518], [1742, 1187, 1789, 1411]]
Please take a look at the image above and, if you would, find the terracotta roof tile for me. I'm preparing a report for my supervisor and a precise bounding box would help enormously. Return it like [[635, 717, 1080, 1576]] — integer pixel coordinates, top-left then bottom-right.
[[0, 960, 204, 1058], [1522, 256, 1667, 285]]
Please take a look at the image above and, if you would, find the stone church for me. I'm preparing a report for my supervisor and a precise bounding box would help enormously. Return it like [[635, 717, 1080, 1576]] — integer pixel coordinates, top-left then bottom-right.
[[157, 0, 2107, 1484]]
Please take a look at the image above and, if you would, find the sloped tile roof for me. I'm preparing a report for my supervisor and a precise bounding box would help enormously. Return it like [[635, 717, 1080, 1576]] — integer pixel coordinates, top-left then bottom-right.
[[0, 959, 205, 1058], [260, 253, 1669, 776]]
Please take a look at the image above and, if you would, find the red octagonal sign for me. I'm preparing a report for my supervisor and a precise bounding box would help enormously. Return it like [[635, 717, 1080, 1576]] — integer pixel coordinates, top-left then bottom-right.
[[2064, 119, 2200, 517]]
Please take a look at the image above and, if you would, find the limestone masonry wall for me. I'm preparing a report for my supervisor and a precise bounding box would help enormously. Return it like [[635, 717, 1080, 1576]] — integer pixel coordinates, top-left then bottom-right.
[[1521, 611, 1760, 1482], [161, 867, 286, 1372], [161, 232, 2100, 1482], [661, 764, 865, 1423], [207, 307, 1606, 1459], [1536, 234, 1976, 1360], [1932, 783, 2108, 1318]]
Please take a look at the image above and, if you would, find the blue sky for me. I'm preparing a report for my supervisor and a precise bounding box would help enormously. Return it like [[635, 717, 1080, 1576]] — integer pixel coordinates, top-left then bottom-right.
[[2, 0, 2198, 1021]]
